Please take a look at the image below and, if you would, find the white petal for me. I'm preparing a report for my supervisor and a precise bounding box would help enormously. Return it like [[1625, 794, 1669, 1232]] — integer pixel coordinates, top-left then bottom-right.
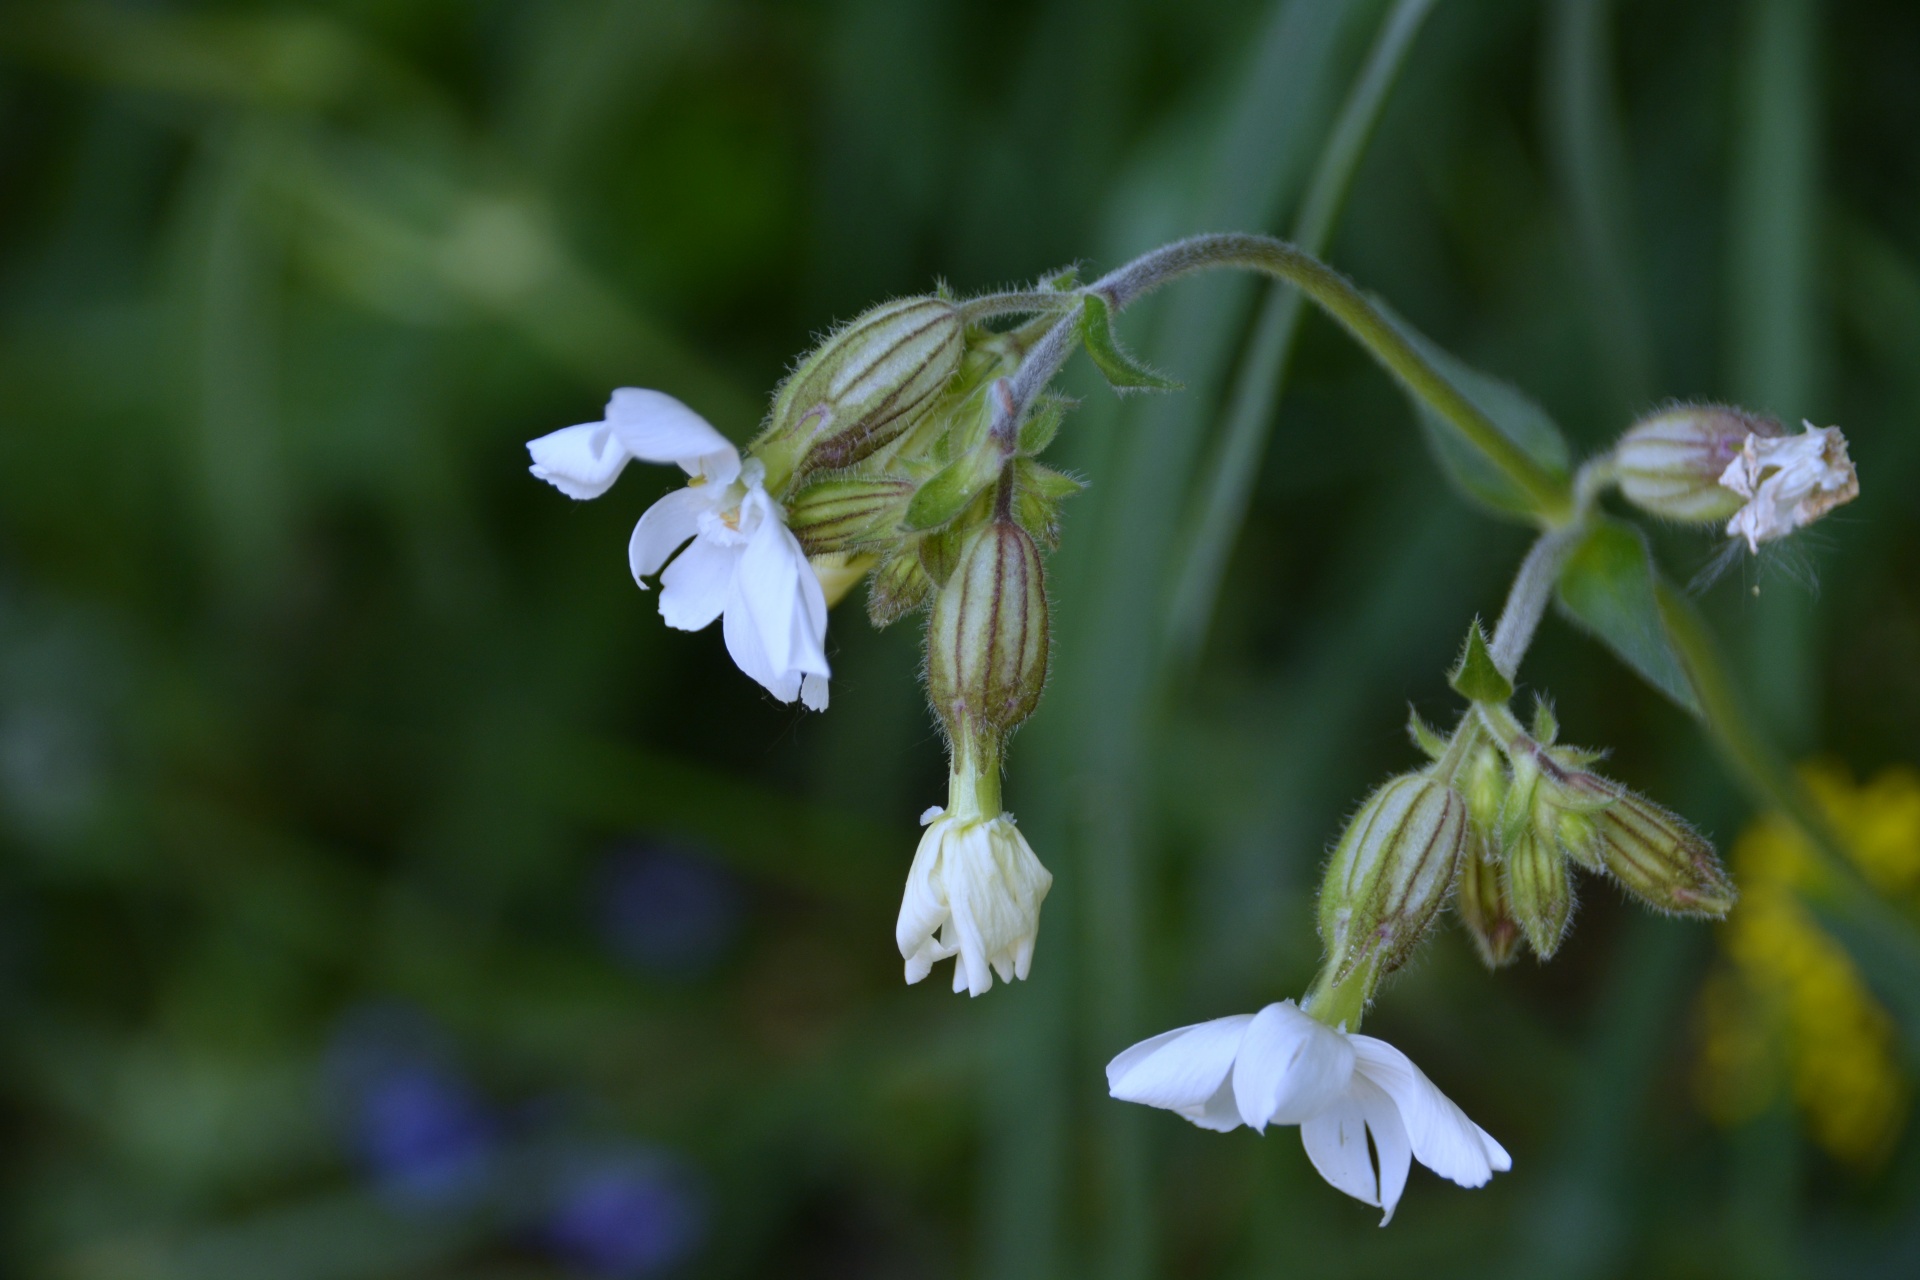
[[527, 423, 629, 499], [1232, 1002, 1356, 1132], [1350, 1035, 1505, 1187], [657, 535, 735, 632], [628, 487, 711, 584], [1106, 1015, 1256, 1127], [896, 820, 953, 968], [1299, 1093, 1380, 1210], [721, 584, 801, 702], [604, 388, 738, 480], [800, 673, 830, 711], [734, 496, 807, 677], [1358, 1074, 1413, 1223]]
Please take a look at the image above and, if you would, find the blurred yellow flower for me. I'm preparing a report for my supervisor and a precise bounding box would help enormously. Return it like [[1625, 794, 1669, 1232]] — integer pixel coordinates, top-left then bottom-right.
[[1695, 763, 1920, 1168]]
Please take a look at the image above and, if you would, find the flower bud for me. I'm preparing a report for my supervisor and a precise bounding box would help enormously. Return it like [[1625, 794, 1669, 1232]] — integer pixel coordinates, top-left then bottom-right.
[[1504, 822, 1573, 959], [1461, 744, 1508, 835], [866, 546, 932, 626], [1591, 790, 1736, 916], [1613, 405, 1780, 524], [926, 521, 1049, 746], [1456, 834, 1522, 968], [758, 297, 964, 480], [785, 476, 915, 554], [1318, 773, 1469, 982]]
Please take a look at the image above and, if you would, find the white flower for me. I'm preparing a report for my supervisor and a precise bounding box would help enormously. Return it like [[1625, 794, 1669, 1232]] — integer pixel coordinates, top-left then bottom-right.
[[1106, 1001, 1510, 1224], [897, 806, 1053, 997], [528, 389, 830, 710], [1719, 421, 1859, 553]]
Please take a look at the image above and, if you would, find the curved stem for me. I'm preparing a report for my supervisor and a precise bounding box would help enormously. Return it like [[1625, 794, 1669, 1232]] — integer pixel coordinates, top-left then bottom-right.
[[958, 292, 1077, 325], [1488, 526, 1583, 679], [1088, 234, 1576, 523]]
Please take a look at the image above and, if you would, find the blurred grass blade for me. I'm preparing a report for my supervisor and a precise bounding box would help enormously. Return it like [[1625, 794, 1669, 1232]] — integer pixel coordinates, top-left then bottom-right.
[[1544, 0, 1651, 410], [1729, 0, 1822, 753], [1167, 0, 1438, 664], [1023, 4, 1377, 1276], [1554, 516, 1699, 713]]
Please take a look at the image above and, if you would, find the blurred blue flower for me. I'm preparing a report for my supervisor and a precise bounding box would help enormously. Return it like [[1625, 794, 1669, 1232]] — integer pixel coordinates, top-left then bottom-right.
[[595, 843, 741, 978], [324, 1004, 498, 1207], [544, 1148, 707, 1278]]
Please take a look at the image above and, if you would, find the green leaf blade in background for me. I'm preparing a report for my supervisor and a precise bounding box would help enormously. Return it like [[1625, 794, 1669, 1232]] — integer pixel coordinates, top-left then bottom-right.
[[1554, 516, 1700, 714], [1370, 296, 1573, 519]]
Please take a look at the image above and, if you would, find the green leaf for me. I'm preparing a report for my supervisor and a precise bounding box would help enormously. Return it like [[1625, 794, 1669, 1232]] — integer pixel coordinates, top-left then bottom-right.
[[1370, 297, 1571, 518], [1406, 707, 1449, 760], [1078, 294, 1181, 392], [905, 449, 1001, 531], [1555, 517, 1700, 714], [1018, 393, 1070, 455], [1449, 621, 1512, 704]]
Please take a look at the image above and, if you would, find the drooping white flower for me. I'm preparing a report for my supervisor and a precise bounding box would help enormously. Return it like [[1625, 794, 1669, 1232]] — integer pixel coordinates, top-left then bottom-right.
[[897, 806, 1053, 997], [1107, 1001, 1510, 1224], [1718, 421, 1859, 553], [527, 389, 830, 709]]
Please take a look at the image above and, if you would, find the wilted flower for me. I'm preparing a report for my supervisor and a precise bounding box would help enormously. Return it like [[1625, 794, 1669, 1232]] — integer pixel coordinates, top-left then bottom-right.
[[897, 804, 1052, 996], [1719, 421, 1859, 553], [528, 389, 830, 709], [1107, 1001, 1509, 1224]]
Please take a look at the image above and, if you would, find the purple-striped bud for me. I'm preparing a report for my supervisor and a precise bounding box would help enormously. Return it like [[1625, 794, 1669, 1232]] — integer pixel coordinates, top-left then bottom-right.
[[1613, 405, 1782, 524], [925, 521, 1049, 746], [785, 476, 916, 554], [1457, 834, 1522, 968], [758, 297, 964, 482], [1317, 772, 1469, 982]]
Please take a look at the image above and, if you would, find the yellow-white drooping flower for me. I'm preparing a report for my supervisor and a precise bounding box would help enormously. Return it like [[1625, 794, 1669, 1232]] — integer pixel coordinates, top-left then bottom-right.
[[896, 518, 1054, 996], [1719, 421, 1859, 553], [527, 388, 830, 709], [897, 805, 1052, 996], [1107, 1001, 1510, 1224]]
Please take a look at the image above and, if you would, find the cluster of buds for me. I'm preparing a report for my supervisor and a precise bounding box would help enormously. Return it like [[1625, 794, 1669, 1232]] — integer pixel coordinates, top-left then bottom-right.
[[1612, 405, 1858, 551], [1307, 623, 1735, 1029], [528, 278, 1090, 997]]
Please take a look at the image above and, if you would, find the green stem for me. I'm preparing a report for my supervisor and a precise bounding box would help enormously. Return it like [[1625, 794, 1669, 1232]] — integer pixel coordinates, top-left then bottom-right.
[[1303, 954, 1377, 1032], [1089, 234, 1576, 524]]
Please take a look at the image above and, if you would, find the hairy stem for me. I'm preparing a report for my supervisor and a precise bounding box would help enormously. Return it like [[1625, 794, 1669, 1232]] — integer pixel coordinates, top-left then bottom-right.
[[1488, 526, 1583, 678]]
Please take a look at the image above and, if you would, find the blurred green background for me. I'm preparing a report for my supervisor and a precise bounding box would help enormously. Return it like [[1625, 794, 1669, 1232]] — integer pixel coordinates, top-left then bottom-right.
[[2, 0, 1919, 1276]]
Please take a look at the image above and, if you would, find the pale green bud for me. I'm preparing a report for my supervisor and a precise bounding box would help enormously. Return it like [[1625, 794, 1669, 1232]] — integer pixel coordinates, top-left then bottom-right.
[[866, 547, 932, 626], [786, 476, 916, 554], [758, 296, 965, 481], [1504, 822, 1573, 959], [1456, 834, 1522, 969], [926, 520, 1049, 746], [1591, 790, 1735, 917], [1613, 405, 1781, 524], [1461, 744, 1508, 835], [1318, 773, 1469, 982]]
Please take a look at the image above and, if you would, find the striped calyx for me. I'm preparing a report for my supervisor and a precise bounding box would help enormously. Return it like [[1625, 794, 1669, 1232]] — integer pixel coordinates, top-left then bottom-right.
[[1317, 772, 1469, 982], [1614, 405, 1781, 524], [1496, 723, 1736, 923], [1588, 788, 1735, 916], [785, 476, 916, 554], [758, 296, 964, 482], [1456, 834, 1522, 968], [925, 521, 1048, 747]]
